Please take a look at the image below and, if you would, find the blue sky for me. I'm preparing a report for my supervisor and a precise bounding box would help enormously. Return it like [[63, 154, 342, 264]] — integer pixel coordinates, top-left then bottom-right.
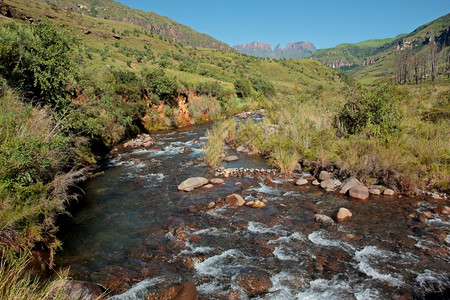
[[118, 0, 449, 49]]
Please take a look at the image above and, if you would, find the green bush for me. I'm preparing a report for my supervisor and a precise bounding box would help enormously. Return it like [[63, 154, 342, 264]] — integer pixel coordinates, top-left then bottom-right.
[[336, 85, 405, 138], [250, 77, 275, 97], [234, 78, 253, 98], [141, 68, 179, 104], [0, 21, 78, 108]]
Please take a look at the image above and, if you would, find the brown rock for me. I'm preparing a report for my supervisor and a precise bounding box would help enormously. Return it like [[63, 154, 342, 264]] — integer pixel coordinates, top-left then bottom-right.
[[295, 178, 308, 186], [339, 177, 362, 194], [146, 281, 197, 300], [336, 208, 352, 223], [207, 202, 216, 209], [314, 214, 335, 225], [210, 178, 225, 185], [226, 194, 245, 207], [300, 202, 317, 211], [320, 179, 335, 190], [383, 188, 395, 196], [252, 200, 265, 208], [178, 177, 209, 191], [319, 170, 331, 181], [349, 185, 369, 201], [236, 272, 272, 297], [434, 205, 450, 215], [64, 280, 105, 300], [245, 200, 255, 207]]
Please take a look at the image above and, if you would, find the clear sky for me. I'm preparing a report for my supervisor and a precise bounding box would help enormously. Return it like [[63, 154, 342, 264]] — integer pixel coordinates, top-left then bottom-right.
[[118, 0, 449, 49]]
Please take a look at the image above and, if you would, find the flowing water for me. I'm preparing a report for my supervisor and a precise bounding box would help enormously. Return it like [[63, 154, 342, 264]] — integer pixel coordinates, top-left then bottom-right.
[[56, 123, 450, 299]]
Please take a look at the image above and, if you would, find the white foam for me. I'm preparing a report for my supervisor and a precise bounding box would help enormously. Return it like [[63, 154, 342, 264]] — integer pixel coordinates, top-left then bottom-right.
[[416, 269, 450, 291], [294, 278, 353, 300], [194, 249, 246, 277], [354, 246, 404, 287], [142, 173, 166, 182], [308, 231, 352, 250], [247, 221, 286, 235], [249, 182, 281, 195], [195, 227, 230, 236], [273, 245, 299, 261]]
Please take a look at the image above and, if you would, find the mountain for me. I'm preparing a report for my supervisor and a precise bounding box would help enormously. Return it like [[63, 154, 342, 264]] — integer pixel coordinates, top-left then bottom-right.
[[33, 0, 231, 50], [233, 41, 316, 59], [311, 13, 450, 84]]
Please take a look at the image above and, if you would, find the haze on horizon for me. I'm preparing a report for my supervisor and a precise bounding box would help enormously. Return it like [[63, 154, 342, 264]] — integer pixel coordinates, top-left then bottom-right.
[[118, 0, 449, 49]]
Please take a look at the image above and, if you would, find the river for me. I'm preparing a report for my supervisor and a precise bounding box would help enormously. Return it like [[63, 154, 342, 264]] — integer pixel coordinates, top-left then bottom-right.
[[56, 122, 450, 299]]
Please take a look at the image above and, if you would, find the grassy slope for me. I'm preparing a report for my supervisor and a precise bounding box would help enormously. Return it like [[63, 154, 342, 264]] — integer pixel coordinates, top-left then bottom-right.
[[33, 0, 232, 50], [312, 13, 450, 83]]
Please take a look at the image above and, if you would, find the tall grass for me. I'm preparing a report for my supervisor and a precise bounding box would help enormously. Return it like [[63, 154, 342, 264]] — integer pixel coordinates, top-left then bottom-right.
[[271, 146, 301, 177], [0, 249, 69, 300], [203, 118, 237, 167]]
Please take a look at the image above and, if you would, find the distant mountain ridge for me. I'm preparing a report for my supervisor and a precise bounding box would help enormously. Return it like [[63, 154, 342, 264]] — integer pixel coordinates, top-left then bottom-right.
[[33, 0, 231, 50], [233, 41, 316, 59]]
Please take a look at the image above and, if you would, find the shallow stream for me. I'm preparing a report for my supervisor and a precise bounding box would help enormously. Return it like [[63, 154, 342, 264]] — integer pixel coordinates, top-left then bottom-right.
[[56, 123, 450, 299]]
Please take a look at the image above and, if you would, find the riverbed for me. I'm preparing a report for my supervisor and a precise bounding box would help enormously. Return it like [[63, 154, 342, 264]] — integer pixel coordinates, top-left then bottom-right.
[[56, 123, 450, 299]]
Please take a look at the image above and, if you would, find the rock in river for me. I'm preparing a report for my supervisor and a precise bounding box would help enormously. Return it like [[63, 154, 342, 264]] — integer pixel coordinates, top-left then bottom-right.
[[223, 155, 239, 162], [320, 179, 335, 190], [319, 170, 332, 181], [146, 281, 197, 300], [226, 194, 245, 207], [295, 178, 308, 186], [236, 272, 272, 297], [336, 208, 352, 223], [349, 185, 369, 201], [177, 177, 209, 192], [339, 177, 362, 195], [314, 214, 335, 225]]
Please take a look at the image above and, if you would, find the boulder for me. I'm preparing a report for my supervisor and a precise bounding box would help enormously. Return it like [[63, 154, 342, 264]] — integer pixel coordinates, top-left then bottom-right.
[[319, 171, 331, 181], [223, 155, 239, 162], [236, 272, 272, 297], [226, 194, 245, 207], [349, 185, 369, 201], [146, 281, 197, 300], [210, 178, 224, 185], [295, 178, 308, 186], [369, 188, 381, 195], [320, 179, 335, 190], [64, 280, 105, 300], [252, 200, 265, 208], [336, 208, 352, 223], [383, 188, 395, 196], [339, 177, 362, 195], [177, 177, 209, 191], [314, 214, 335, 225]]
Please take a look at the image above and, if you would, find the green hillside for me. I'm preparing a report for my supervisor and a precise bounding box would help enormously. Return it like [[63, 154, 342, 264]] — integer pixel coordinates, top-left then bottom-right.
[[33, 0, 232, 50], [312, 13, 450, 84]]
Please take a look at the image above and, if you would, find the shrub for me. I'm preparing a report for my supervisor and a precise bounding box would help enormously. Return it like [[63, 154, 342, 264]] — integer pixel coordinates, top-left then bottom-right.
[[0, 21, 78, 108], [234, 78, 253, 98], [336, 85, 405, 138], [141, 68, 179, 104], [111, 69, 141, 101], [250, 77, 275, 97]]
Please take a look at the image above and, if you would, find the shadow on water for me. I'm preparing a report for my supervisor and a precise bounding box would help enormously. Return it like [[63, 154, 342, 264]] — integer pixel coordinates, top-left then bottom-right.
[[56, 123, 450, 299]]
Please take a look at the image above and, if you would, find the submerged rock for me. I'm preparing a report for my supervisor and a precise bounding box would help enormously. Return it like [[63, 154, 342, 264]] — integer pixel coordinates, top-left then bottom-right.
[[64, 280, 105, 300], [146, 281, 197, 300], [336, 208, 352, 223], [314, 214, 335, 225], [210, 178, 224, 185], [223, 155, 239, 162], [236, 272, 272, 297], [226, 194, 245, 207], [349, 185, 369, 201], [177, 177, 209, 191]]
